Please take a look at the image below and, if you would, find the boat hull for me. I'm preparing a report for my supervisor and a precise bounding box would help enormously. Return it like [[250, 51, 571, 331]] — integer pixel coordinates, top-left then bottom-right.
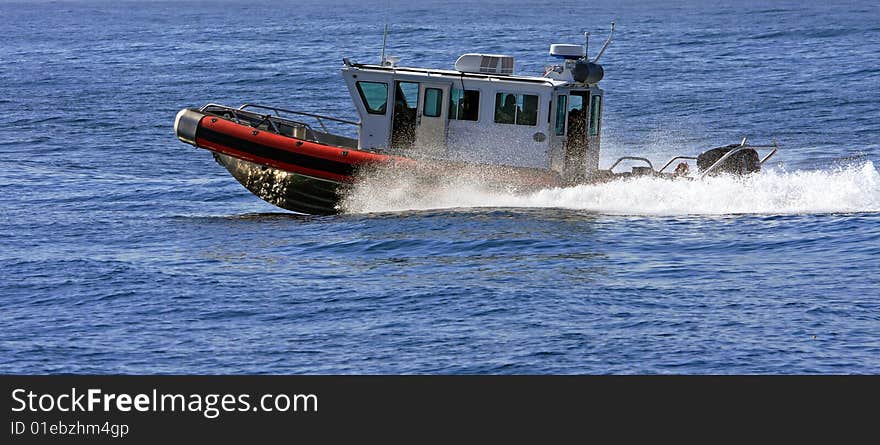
[[175, 107, 564, 214], [213, 153, 343, 215], [175, 107, 384, 214]]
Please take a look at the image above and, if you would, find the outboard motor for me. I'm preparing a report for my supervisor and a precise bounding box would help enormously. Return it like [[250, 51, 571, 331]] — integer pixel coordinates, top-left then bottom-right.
[[697, 144, 761, 175]]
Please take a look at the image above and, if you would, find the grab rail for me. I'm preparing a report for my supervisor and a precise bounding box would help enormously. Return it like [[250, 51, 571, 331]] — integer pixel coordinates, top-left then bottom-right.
[[759, 144, 778, 164], [238, 103, 360, 134], [200, 103, 291, 128], [658, 156, 698, 174], [200, 103, 360, 134], [607, 156, 654, 172], [201, 103, 244, 125]]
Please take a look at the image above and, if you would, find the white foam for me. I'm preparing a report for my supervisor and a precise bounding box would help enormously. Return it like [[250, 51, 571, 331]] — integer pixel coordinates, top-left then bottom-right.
[[340, 161, 880, 216]]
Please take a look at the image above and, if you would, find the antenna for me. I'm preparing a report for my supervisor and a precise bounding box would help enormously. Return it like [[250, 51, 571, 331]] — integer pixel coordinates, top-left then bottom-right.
[[593, 21, 615, 63], [380, 23, 388, 65], [583, 32, 590, 60], [379, 0, 390, 65]]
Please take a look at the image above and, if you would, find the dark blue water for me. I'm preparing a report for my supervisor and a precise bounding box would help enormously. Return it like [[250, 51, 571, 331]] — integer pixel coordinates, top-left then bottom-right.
[[2, 0, 879, 373]]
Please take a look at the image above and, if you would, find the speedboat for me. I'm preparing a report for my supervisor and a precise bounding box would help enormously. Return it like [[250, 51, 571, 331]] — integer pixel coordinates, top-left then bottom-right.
[[174, 25, 777, 215]]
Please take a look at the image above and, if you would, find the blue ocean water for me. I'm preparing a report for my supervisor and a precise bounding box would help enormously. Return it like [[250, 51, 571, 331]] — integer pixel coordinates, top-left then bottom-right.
[[1, 0, 879, 373]]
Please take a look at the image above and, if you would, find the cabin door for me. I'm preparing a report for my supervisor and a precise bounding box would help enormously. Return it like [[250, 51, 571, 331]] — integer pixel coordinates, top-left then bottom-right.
[[414, 83, 451, 154], [563, 91, 590, 183], [391, 81, 419, 151]]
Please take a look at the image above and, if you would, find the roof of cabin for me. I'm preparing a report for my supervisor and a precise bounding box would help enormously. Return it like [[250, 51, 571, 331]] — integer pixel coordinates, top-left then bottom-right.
[[344, 62, 571, 87]]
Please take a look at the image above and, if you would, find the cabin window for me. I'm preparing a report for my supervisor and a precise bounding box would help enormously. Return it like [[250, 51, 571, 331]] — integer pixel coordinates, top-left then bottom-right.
[[356, 81, 388, 115], [397, 82, 419, 109], [517, 95, 538, 125], [494, 93, 515, 124], [589, 95, 602, 136], [555, 95, 568, 135], [449, 88, 480, 121], [423, 88, 443, 117], [568, 94, 585, 114], [494, 93, 539, 126], [567, 91, 589, 140]]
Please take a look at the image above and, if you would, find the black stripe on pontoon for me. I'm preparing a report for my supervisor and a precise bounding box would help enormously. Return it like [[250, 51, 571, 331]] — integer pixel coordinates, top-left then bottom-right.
[[198, 127, 355, 176]]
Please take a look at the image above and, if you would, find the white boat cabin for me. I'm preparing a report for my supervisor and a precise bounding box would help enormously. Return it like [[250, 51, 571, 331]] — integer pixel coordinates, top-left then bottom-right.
[[341, 44, 606, 181]]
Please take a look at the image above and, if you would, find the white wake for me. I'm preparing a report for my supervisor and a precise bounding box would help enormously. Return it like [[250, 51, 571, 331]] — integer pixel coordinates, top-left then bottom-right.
[[340, 161, 880, 216]]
